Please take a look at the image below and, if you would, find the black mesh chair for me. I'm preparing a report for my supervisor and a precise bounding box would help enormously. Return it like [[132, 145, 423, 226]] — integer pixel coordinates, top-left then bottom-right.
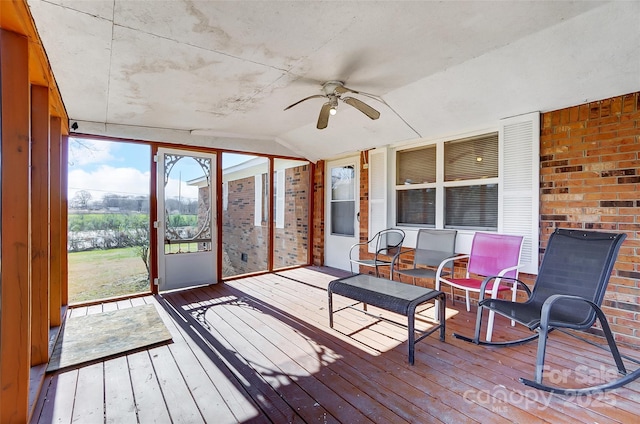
[[454, 228, 640, 395]]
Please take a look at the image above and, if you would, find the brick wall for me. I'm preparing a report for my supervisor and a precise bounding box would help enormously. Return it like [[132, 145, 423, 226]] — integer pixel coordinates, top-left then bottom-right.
[[540, 91, 640, 347]]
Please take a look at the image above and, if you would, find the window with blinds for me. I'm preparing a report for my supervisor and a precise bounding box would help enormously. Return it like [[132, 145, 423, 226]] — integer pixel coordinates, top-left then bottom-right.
[[444, 133, 498, 181], [444, 133, 499, 230], [397, 188, 436, 226], [395, 132, 499, 230], [397, 145, 436, 185], [385, 113, 538, 272], [445, 185, 498, 229]]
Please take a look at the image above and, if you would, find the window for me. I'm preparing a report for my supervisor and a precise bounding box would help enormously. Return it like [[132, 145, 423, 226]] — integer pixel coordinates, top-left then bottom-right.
[[330, 165, 356, 236], [379, 112, 539, 274], [395, 132, 499, 230], [396, 145, 436, 226], [444, 133, 499, 230]]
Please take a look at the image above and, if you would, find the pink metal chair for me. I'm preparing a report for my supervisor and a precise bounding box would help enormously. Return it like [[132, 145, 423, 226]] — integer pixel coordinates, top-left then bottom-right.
[[436, 232, 524, 341]]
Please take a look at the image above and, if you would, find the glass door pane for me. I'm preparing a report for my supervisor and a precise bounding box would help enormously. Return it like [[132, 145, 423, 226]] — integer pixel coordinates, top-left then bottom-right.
[[273, 158, 310, 270], [67, 138, 150, 303], [221, 153, 269, 278]]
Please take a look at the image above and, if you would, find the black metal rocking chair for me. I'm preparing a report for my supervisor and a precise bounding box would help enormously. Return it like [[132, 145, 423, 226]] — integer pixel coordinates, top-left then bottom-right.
[[454, 228, 640, 395]]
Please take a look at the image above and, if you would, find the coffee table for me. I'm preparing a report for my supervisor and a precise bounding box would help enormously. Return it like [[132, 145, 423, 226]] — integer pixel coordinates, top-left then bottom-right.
[[328, 273, 445, 365]]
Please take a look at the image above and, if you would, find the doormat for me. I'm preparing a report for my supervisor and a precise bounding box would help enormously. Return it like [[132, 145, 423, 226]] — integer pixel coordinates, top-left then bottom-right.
[[47, 303, 173, 373]]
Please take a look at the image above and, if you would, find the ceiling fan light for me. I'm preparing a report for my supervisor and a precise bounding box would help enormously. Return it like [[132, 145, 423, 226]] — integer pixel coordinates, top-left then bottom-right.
[[329, 107, 337, 115]]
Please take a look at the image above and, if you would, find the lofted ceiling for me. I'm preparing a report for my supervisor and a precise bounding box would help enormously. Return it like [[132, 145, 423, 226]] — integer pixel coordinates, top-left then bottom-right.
[[27, 0, 640, 162]]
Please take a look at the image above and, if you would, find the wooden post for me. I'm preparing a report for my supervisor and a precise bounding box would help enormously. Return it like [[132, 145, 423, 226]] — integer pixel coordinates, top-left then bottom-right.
[[50, 116, 62, 325], [30, 84, 51, 366], [0, 28, 31, 424]]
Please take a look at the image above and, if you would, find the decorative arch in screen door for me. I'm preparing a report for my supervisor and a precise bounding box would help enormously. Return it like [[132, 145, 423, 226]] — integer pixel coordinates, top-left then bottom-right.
[[157, 148, 217, 291]]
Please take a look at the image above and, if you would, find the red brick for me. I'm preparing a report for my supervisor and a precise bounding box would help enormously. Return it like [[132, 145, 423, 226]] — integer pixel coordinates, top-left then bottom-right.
[[611, 97, 623, 115], [621, 93, 637, 113], [600, 98, 612, 117], [587, 116, 621, 127]]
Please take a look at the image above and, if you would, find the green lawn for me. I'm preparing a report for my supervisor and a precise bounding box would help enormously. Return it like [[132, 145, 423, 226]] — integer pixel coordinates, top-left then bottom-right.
[[68, 247, 150, 303]]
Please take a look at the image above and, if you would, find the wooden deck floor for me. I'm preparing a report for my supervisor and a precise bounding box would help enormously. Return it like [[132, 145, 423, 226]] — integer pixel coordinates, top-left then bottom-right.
[[32, 267, 640, 423]]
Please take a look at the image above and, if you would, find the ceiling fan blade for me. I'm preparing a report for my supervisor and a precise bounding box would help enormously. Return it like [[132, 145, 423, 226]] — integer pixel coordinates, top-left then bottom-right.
[[284, 94, 326, 111], [317, 102, 331, 129], [334, 85, 358, 95], [342, 97, 380, 120]]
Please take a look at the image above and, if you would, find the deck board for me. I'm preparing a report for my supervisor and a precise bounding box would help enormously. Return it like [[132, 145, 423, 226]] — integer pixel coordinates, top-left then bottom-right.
[[104, 356, 137, 424], [33, 370, 77, 424], [127, 350, 173, 424], [72, 363, 104, 422], [32, 267, 640, 424]]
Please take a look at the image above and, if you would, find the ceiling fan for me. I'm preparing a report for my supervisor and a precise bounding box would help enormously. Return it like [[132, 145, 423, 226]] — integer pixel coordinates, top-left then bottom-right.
[[284, 81, 381, 129]]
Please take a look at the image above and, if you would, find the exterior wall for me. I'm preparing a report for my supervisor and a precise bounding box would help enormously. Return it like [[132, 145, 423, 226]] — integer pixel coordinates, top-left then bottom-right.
[[540, 91, 640, 347], [311, 91, 640, 348], [274, 165, 310, 269]]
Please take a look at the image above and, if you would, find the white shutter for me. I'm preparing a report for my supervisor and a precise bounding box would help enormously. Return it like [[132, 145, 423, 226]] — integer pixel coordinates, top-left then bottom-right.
[[222, 181, 228, 211], [254, 174, 262, 226], [276, 170, 285, 229], [368, 148, 388, 253], [500, 112, 540, 274]]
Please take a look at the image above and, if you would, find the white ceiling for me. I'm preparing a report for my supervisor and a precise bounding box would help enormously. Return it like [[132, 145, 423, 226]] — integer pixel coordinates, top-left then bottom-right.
[[28, 1, 640, 162]]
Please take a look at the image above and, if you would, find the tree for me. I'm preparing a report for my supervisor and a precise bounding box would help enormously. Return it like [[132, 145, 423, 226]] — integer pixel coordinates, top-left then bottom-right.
[[132, 227, 150, 279], [72, 190, 92, 209]]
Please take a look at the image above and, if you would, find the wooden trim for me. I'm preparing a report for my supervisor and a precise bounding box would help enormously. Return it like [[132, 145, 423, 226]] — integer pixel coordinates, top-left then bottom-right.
[[307, 161, 315, 265], [49, 117, 62, 326], [1, 28, 31, 424], [150, 144, 159, 294], [267, 157, 275, 272], [216, 152, 223, 283], [30, 84, 51, 366], [61, 136, 69, 305]]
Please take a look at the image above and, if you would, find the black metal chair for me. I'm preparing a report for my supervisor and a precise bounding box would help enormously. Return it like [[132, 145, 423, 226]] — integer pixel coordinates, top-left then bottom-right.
[[349, 228, 405, 278], [454, 228, 640, 395]]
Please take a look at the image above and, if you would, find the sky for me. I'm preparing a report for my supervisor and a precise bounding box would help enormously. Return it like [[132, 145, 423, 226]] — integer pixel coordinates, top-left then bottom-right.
[[68, 138, 252, 205]]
